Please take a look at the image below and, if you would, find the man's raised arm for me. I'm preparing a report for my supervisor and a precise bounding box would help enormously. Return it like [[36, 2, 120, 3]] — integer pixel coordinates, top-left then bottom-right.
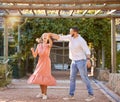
[[45, 33, 60, 40]]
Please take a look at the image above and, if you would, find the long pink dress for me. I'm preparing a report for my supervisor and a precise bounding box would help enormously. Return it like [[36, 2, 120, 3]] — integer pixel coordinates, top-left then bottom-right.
[[28, 43, 56, 86]]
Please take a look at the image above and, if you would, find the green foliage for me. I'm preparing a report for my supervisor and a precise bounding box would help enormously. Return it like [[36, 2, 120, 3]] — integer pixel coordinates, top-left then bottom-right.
[[12, 18, 111, 76], [117, 51, 120, 72], [0, 64, 12, 87]]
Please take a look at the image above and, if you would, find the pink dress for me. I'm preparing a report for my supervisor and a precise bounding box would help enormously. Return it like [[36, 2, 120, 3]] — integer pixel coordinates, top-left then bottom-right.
[[28, 43, 56, 86]]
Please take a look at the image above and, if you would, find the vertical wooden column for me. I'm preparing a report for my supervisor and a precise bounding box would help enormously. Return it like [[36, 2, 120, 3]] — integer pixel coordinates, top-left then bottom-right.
[[102, 46, 105, 69], [17, 24, 21, 77], [17, 24, 20, 53], [62, 41, 65, 70], [111, 18, 116, 73], [3, 17, 8, 72]]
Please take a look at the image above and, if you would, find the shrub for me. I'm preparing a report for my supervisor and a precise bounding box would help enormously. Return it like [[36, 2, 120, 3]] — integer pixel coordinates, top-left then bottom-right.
[[0, 64, 12, 87]]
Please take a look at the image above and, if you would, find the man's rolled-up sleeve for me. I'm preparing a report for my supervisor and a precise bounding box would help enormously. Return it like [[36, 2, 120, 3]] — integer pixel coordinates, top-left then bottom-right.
[[80, 39, 91, 55]]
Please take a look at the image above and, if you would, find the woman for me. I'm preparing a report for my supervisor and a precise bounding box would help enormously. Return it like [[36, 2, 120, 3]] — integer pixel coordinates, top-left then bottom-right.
[[28, 34, 56, 100]]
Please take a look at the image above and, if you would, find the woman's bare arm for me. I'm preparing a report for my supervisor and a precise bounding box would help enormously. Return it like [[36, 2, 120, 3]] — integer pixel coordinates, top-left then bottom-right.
[[45, 33, 70, 41], [44, 33, 60, 40], [31, 47, 38, 58], [48, 38, 53, 48]]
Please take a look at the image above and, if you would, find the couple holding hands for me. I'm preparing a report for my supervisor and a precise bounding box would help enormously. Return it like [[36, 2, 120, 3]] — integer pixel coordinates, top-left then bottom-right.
[[27, 27, 95, 101]]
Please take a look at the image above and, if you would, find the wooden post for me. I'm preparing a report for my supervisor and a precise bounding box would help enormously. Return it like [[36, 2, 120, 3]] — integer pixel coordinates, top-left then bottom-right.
[[62, 41, 65, 70], [17, 24, 20, 53], [3, 17, 8, 73], [102, 45, 105, 69], [17, 24, 21, 77], [111, 18, 116, 73]]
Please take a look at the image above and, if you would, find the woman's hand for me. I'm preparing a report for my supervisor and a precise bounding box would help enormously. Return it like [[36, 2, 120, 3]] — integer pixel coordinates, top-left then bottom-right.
[[86, 59, 92, 68], [36, 38, 40, 43], [31, 48, 34, 51]]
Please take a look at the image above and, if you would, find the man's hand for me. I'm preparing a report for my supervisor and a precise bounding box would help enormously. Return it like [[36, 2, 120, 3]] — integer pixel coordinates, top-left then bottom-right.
[[86, 60, 92, 68]]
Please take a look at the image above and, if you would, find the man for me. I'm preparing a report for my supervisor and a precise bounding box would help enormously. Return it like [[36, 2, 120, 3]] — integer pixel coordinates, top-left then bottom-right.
[[46, 27, 95, 101]]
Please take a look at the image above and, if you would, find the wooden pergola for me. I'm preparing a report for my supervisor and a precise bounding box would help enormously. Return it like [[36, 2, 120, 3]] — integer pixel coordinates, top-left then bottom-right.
[[0, 0, 120, 18], [0, 0, 120, 73]]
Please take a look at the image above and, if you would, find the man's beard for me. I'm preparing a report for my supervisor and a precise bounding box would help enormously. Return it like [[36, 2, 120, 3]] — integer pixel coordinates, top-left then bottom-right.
[[71, 34, 74, 37]]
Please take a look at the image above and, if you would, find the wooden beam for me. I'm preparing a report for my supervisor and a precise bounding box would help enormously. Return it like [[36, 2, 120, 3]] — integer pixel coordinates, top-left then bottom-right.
[[0, 0, 119, 4], [4, 9, 9, 14], [29, 4, 36, 15], [58, 10, 61, 16], [18, 9, 23, 15], [70, 10, 74, 16], [1, 13, 120, 18], [107, 10, 116, 14], [58, 4, 61, 16], [44, 4, 48, 16], [95, 10, 101, 15], [32, 9, 35, 15], [45, 10, 48, 16], [0, 4, 120, 10], [82, 4, 91, 16], [82, 10, 88, 16]]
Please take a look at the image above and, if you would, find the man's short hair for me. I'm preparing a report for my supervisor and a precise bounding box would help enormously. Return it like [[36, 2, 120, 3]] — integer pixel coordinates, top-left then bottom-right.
[[71, 27, 79, 33]]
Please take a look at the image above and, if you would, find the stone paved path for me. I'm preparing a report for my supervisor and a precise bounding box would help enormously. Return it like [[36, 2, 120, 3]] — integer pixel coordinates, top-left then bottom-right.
[[0, 71, 119, 102]]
